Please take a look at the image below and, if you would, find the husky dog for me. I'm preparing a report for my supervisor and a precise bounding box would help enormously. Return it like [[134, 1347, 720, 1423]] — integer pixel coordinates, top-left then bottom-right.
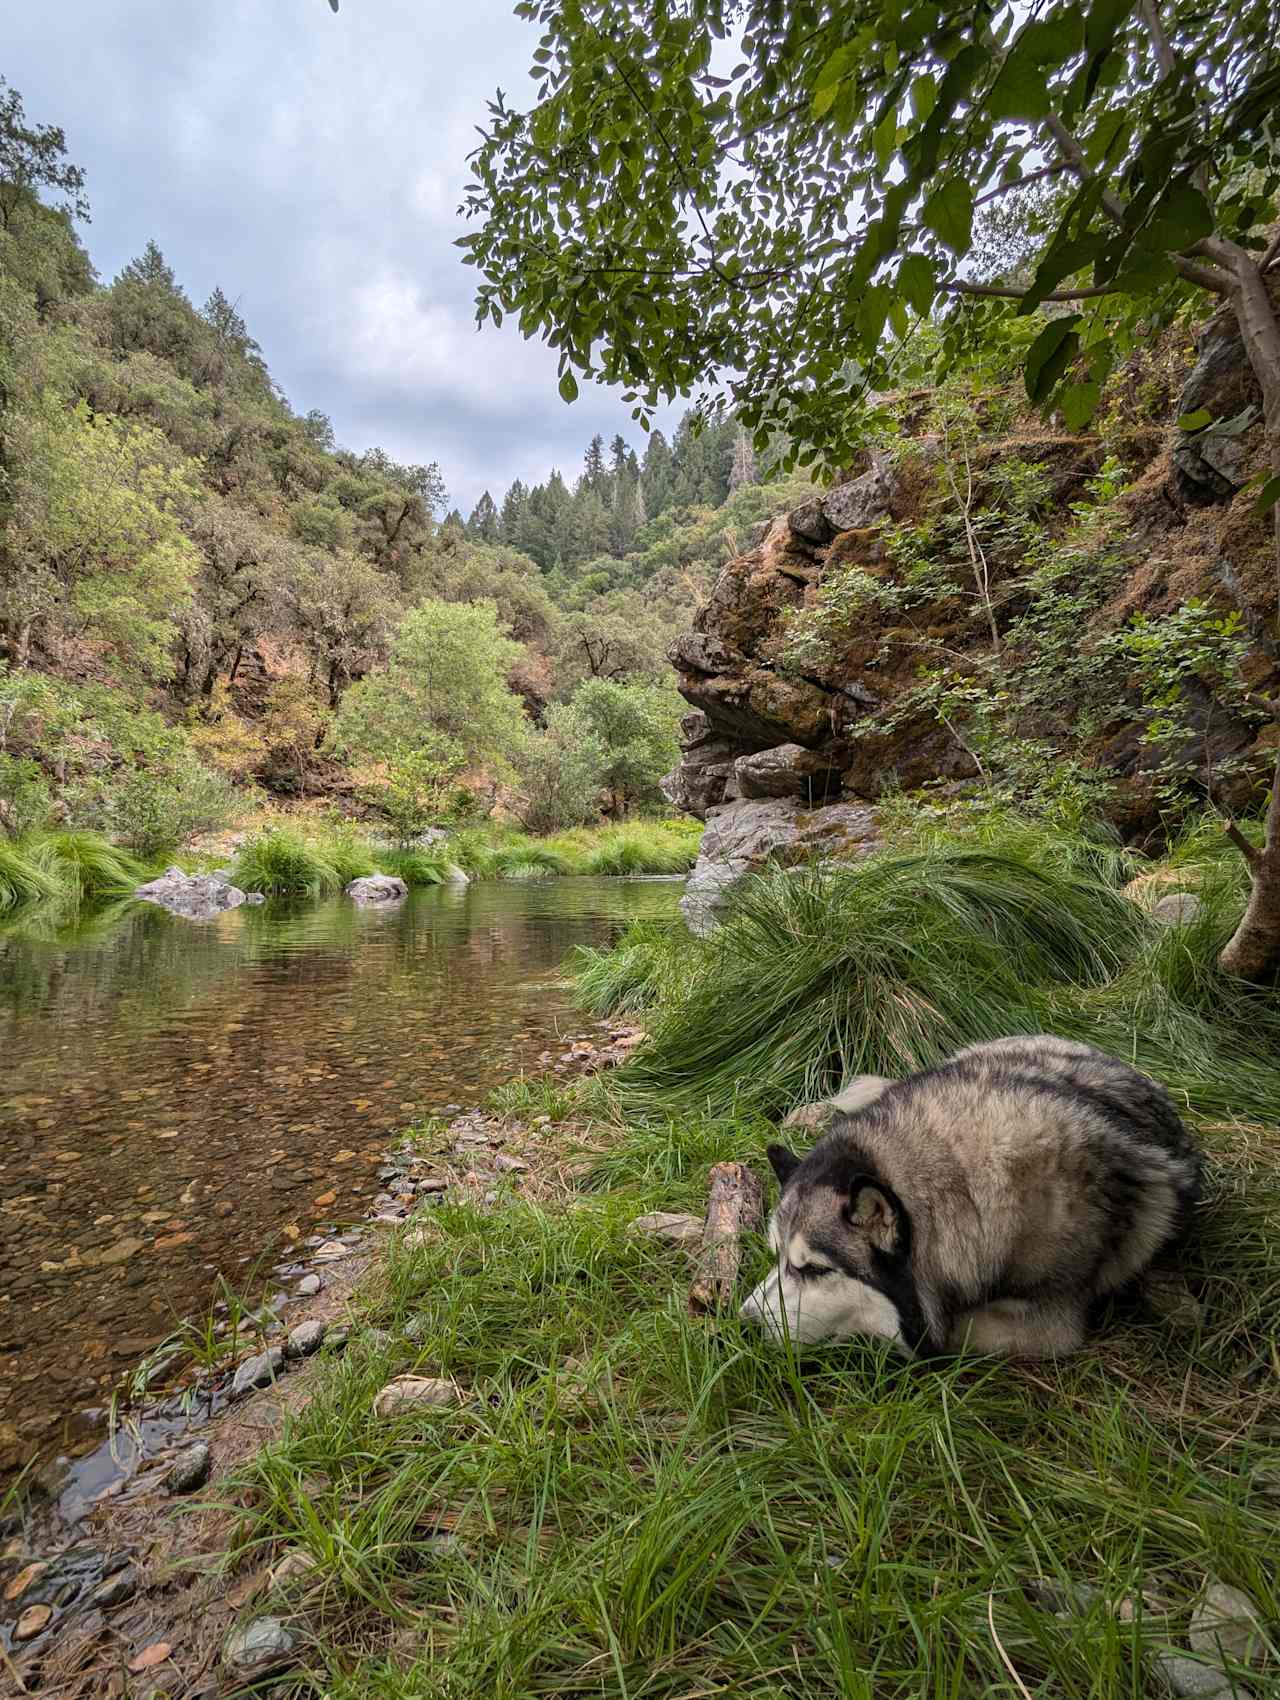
[[741, 1035, 1202, 1357]]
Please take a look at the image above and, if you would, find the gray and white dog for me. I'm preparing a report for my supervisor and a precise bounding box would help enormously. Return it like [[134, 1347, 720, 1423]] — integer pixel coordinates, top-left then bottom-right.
[[741, 1035, 1203, 1357]]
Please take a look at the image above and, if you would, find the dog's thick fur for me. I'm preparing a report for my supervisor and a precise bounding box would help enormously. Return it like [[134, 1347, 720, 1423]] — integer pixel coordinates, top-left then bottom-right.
[[741, 1035, 1203, 1357]]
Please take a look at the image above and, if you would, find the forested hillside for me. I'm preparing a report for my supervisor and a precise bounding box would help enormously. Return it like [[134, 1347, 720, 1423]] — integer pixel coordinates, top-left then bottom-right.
[[0, 77, 815, 851]]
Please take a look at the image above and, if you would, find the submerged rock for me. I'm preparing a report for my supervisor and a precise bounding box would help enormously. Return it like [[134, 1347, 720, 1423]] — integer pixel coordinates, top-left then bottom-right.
[[345, 874, 408, 905], [134, 867, 248, 921]]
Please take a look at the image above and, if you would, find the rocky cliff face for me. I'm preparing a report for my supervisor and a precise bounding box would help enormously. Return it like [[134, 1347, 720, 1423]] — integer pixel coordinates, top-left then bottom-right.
[[665, 305, 1279, 928]]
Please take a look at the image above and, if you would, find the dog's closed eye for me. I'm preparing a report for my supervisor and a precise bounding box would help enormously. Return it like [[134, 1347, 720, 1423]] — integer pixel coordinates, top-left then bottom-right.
[[787, 1261, 833, 1280]]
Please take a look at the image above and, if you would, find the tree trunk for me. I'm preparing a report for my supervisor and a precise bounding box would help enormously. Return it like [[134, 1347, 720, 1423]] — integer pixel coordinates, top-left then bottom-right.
[[1219, 746, 1280, 981]]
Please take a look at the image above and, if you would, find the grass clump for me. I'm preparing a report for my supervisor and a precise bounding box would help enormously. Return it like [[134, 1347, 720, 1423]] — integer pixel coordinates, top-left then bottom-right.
[[578, 821, 700, 876], [0, 838, 66, 913], [31, 830, 149, 901], [572, 918, 691, 1016], [231, 828, 342, 898], [374, 845, 454, 886]]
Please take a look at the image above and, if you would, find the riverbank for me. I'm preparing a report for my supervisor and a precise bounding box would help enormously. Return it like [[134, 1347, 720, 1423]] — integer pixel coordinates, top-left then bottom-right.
[[5, 812, 1279, 1698], [0, 816, 702, 927]]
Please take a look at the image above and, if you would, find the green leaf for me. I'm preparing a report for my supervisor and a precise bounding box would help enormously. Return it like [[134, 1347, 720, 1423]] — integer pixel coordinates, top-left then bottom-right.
[[812, 81, 840, 118], [1059, 380, 1101, 430], [558, 371, 579, 403], [922, 178, 974, 254], [1177, 409, 1212, 432], [897, 253, 937, 316], [911, 73, 937, 122], [987, 52, 1052, 120], [1024, 314, 1082, 404], [1255, 474, 1280, 516], [1141, 182, 1215, 252]]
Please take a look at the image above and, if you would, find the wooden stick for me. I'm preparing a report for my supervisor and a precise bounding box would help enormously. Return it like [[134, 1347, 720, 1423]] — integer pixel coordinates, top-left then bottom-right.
[[689, 1161, 764, 1315]]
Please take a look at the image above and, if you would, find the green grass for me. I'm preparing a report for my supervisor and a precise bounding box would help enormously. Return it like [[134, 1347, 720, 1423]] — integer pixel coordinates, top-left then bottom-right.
[[450, 818, 702, 881], [216, 809, 1280, 1699], [231, 828, 344, 897], [0, 837, 68, 912], [374, 845, 456, 887], [30, 829, 149, 900]]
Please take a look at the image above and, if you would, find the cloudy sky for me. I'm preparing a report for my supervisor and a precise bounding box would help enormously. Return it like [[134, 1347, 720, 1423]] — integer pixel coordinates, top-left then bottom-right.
[[4, 0, 678, 512]]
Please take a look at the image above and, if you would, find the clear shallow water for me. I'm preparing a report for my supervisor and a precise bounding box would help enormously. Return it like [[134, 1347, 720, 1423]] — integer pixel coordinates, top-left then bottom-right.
[[0, 878, 680, 1477]]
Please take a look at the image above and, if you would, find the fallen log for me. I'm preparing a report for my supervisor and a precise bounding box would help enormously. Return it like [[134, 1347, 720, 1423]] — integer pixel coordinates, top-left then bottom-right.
[[689, 1160, 765, 1315]]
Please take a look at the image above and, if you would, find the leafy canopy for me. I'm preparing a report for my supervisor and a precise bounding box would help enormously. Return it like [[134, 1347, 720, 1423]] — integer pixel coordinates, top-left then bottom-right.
[[462, 0, 1280, 467]]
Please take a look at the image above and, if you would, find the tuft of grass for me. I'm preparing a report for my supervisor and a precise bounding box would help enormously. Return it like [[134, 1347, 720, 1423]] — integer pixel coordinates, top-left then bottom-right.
[[0, 837, 70, 912], [231, 828, 342, 898], [31, 829, 149, 901], [374, 845, 453, 887], [579, 823, 700, 876], [572, 918, 691, 1016]]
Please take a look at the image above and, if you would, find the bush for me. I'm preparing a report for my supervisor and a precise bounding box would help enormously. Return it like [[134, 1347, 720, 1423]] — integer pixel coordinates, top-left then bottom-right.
[[0, 753, 52, 839], [107, 759, 238, 858], [513, 704, 608, 833]]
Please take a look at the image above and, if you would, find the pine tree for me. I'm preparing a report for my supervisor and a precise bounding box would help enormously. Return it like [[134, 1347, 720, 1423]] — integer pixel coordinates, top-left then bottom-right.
[[468, 490, 501, 542], [499, 479, 529, 543], [122, 239, 180, 290], [640, 429, 674, 519], [582, 433, 609, 498]]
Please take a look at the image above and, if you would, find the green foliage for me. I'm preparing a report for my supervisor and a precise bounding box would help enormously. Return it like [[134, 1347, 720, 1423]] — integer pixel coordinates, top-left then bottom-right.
[[106, 758, 237, 859], [360, 744, 471, 847], [513, 703, 609, 834], [232, 829, 343, 898], [0, 752, 50, 838], [463, 0, 1280, 465], [565, 678, 681, 813], [329, 599, 531, 780], [578, 822, 700, 877], [29, 829, 147, 900], [373, 845, 453, 887]]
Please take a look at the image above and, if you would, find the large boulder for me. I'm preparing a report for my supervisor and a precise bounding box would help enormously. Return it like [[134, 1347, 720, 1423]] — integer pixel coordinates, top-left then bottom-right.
[[679, 797, 880, 934], [733, 743, 845, 803], [660, 710, 759, 820], [821, 461, 897, 532], [346, 874, 408, 905], [134, 867, 249, 921]]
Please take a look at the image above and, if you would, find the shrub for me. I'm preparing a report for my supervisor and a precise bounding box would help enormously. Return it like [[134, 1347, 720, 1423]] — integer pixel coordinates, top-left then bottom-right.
[[513, 705, 608, 834], [0, 753, 52, 840], [107, 759, 237, 858]]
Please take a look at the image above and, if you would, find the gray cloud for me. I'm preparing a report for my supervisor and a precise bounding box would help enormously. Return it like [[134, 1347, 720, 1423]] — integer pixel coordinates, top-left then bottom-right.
[[4, 0, 679, 510]]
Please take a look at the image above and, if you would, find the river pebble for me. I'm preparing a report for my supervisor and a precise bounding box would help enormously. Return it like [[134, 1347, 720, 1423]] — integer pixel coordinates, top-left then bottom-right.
[[296, 1273, 322, 1296], [1154, 1653, 1253, 1699], [285, 1320, 327, 1359], [1189, 1580, 1268, 1669], [231, 1348, 284, 1399], [15, 1602, 54, 1639], [223, 1615, 297, 1672], [93, 1567, 138, 1607], [165, 1441, 211, 1494], [372, 1375, 465, 1416]]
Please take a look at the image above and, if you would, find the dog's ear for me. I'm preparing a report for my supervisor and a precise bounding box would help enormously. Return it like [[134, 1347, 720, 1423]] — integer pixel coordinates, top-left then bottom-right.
[[766, 1143, 801, 1187], [846, 1177, 903, 1254]]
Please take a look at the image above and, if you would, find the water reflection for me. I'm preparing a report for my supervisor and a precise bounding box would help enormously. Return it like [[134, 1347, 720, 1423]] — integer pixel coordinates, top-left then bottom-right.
[[0, 878, 679, 1475]]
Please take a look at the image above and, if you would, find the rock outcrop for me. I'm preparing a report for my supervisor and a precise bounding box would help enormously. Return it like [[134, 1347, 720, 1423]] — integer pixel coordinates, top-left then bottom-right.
[[134, 867, 252, 921], [662, 308, 1278, 912]]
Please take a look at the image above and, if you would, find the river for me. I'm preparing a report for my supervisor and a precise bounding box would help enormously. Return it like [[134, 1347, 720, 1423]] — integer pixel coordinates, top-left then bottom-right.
[[0, 877, 680, 1484]]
